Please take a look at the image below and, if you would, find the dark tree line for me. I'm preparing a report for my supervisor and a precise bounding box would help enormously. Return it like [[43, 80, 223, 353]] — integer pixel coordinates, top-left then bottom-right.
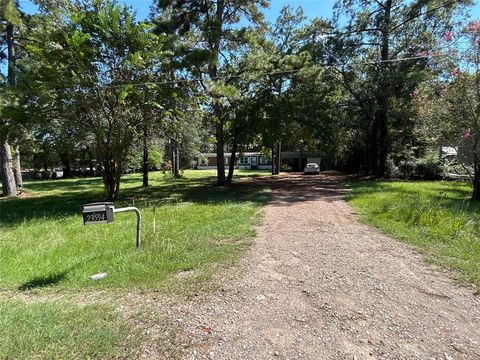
[[0, 0, 476, 199]]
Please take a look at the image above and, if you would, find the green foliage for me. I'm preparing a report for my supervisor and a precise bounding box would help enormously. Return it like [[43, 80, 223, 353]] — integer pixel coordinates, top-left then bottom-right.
[[332, 0, 471, 175], [124, 138, 164, 171], [2, 0, 478, 196], [386, 148, 444, 179], [149, 148, 163, 168], [0, 0, 21, 27], [19, 0, 171, 199], [415, 151, 444, 180], [414, 26, 480, 197], [153, 0, 269, 184], [225, 6, 329, 155]]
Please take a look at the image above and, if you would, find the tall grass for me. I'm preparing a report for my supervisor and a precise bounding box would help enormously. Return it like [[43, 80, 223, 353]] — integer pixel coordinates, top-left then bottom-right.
[[348, 180, 480, 290], [0, 170, 271, 290]]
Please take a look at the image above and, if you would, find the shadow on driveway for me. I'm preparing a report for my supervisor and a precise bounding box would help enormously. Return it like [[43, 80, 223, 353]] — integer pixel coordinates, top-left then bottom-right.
[[254, 172, 349, 207]]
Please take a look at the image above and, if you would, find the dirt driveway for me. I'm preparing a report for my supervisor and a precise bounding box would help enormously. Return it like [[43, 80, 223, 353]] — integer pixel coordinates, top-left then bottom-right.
[[172, 173, 480, 359]]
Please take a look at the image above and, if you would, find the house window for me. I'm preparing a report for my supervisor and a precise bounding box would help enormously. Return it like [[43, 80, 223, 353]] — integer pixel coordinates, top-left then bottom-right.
[[259, 156, 269, 164], [238, 157, 250, 165]]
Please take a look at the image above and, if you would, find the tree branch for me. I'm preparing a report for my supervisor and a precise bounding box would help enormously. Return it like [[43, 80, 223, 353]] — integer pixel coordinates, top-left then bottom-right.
[[390, 0, 461, 33]]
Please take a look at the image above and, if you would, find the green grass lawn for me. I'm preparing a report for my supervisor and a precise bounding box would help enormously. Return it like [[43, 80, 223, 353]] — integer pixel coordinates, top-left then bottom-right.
[[0, 169, 270, 359], [0, 169, 270, 290], [0, 300, 139, 359], [348, 180, 480, 291]]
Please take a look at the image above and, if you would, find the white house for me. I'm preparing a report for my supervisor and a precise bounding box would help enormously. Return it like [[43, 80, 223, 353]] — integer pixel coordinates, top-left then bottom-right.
[[196, 152, 272, 170]]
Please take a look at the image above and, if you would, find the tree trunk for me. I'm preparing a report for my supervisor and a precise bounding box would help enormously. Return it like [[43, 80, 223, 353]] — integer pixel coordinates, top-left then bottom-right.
[[6, 23, 16, 87], [215, 112, 226, 185], [13, 143, 22, 188], [142, 125, 149, 187], [114, 162, 122, 199], [0, 138, 17, 196], [58, 153, 71, 178], [473, 158, 480, 200], [367, 123, 377, 174], [64, 162, 71, 178], [376, 98, 389, 177], [276, 141, 281, 175], [375, 0, 392, 178], [62, 159, 72, 178], [102, 158, 121, 200], [176, 143, 180, 176], [474, 43, 480, 200], [0, 23, 18, 196], [210, 0, 226, 186], [473, 131, 480, 200], [271, 145, 275, 175], [171, 140, 179, 177], [226, 140, 237, 184], [170, 140, 175, 176], [103, 160, 115, 200], [86, 146, 95, 176]]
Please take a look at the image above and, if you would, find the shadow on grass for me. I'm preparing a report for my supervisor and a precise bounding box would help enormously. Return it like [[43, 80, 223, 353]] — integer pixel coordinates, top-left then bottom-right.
[[18, 272, 69, 291], [22, 177, 104, 192], [0, 190, 104, 227], [0, 173, 271, 227], [17, 256, 99, 291]]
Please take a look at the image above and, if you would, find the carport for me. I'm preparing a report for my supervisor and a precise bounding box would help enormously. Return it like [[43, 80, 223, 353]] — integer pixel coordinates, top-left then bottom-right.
[[280, 151, 322, 172]]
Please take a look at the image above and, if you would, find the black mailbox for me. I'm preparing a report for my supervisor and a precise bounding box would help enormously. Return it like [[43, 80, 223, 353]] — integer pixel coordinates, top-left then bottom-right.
[[82, 202, 114, 225]]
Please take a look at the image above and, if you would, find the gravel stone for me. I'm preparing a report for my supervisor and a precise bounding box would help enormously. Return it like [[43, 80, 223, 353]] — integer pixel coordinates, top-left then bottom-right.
[[169, 174, 480, 359]]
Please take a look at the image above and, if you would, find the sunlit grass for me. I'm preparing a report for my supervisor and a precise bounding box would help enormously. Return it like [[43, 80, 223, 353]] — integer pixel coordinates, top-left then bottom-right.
[[0, 170, 271, 290], [0, 300, 138, 359], [347, 180, 480, 290]]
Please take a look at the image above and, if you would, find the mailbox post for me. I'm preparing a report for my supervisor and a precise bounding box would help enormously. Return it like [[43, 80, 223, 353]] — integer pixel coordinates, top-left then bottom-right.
[[112, 206, 141, 249], [82, 202, 142, 249]]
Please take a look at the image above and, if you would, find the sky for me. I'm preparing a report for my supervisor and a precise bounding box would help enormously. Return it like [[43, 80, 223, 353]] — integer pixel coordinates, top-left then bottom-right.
[[14, 0, 480, 25], [15, 0, 337, 22]]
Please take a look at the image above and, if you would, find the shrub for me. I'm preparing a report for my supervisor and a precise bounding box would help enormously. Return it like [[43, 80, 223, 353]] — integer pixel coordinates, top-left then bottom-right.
[[415, 153, 444, 180], [386, 145, 417, 179], [386, 154, 401, 178]]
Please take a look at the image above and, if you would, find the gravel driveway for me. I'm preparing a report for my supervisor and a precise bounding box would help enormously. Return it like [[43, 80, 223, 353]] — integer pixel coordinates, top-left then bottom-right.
[[173, 173, 480, 359]]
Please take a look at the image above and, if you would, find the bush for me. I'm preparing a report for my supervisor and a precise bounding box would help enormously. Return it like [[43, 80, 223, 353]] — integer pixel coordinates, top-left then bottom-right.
[[398, 158, 417, 178], [415, 153, 444, 180], [386, 146, 417, 179], [386, 154, 401, 178], [386, 147, 444, 180]]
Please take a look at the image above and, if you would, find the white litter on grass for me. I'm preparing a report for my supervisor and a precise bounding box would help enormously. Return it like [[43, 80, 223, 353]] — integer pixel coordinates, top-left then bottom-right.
[[90, 272, 108, 281]]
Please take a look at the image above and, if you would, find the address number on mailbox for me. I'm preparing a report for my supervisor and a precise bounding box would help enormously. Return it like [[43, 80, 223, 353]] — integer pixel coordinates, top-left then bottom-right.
[[83, 211, 106, 224], [82, 203, 114, 225]]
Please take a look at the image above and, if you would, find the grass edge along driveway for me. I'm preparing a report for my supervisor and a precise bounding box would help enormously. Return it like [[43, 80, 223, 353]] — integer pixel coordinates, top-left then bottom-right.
[[347, 180, 480, 293]]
